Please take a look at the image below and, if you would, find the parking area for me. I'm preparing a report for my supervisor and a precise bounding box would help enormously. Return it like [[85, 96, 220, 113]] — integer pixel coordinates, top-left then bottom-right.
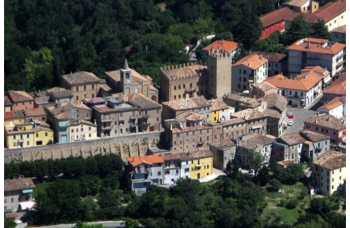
[[282, 107, 317, 136]]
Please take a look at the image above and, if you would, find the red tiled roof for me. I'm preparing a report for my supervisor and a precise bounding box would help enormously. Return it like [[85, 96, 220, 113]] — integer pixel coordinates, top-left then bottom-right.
[[317, 96, 344, 111], [4, 111, 15, 119], [233, 54, 268, 70], [4, 95, 12, 106], [260, 7, 299, 28], [126, 155, 164, 167], [251, 51, 287, 62], [8, 90, 34, 103], [203, 40, 239, 52], [323, 78, 346, 96], [25, 108, 46, 117], [313, 2, 346, 24], [287, 38, 346, 55]]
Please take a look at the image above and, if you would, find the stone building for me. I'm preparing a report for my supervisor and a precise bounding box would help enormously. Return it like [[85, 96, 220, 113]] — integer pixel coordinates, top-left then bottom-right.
[[105, 59, 159, 102], [62, 71, 101, 102], [209, 139, 236, 170], [160, 49, 232, 102]]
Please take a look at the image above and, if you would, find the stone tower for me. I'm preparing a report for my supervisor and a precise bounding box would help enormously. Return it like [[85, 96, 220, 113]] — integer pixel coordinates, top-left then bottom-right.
[[121, 59, 131, 94], [207, 48, 232, 98]]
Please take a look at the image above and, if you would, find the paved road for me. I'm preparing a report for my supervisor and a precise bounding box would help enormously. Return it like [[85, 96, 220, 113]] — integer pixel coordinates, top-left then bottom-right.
[[29, 221, 128, 228], [282, 107, 317, 136]]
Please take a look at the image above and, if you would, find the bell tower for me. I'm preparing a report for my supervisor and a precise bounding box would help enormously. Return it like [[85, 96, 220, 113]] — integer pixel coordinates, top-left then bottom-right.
[[121, 59, 131, 93]]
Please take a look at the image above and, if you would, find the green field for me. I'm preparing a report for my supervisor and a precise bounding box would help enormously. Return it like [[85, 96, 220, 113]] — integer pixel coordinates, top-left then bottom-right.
[[260, 182, 311, 226]]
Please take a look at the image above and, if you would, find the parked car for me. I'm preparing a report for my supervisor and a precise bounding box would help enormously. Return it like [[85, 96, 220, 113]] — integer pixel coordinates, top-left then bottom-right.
[[288, 120, 294, 126], [287, 112, 294, 119]]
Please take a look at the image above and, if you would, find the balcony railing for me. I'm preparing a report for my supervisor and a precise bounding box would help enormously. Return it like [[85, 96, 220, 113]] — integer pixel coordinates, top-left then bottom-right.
[[185, 87, 197, 93]]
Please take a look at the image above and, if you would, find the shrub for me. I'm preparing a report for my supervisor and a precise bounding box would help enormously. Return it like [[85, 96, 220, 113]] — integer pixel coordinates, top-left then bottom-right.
[[285, 198, 298, 209]]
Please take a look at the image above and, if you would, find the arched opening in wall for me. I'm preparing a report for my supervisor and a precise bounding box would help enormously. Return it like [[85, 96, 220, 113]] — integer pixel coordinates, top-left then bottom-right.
[[151, 95, 157, 101]]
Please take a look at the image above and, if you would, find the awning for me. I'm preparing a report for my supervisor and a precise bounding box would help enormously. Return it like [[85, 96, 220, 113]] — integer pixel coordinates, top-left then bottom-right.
[[251, 125, 262, 130], [22, 189, 33, 194], [324, 75, 332, 84], [19, 201, 35, 210]]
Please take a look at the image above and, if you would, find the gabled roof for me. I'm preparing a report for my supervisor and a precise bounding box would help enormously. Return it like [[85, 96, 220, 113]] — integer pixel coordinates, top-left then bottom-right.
[[162, 96, 209, 110], [287, 38, 346, 55], [259, 7, 299, 28], [5, 178, 35, 191], [238, 133, 275, 149], [232, 54, 268, 70], [127, 93, 161, 109], [24, 108, 46, 117], [252, 51, 287, 62], [304, 114, 345, 130], [331, 25, 346, 34], [69, 118, 96, 127], [309, 2, 346, 24], [300, 130, 330, 142], [313, 150, 346, 170], [46, 87, 73, 99], [232, 108, 266, 121], [202, 40, 239, 52], [55, 112, 69, 120], [317, 96, 344, 111], [33, 126, 53, 133], [8, 90, 34, 103], [323, 78, 346, 96], [262, 93, 287, 113], [206, 97, 228, 111], [265, 72, 324, 91], [62, 71, 100, 85], [105, 69, 153, 85], [4, 111, 25, 119], [126, 155, 164, 167], [279, 133, 306, 145], [176, 111, 206, 122]]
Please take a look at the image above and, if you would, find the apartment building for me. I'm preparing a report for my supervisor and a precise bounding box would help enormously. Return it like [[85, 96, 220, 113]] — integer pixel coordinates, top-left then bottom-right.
[[232, 54, 268, 92], [287, 37, 345, 77], [6, 90, 35, 111], [4, 111, 26, 131], [209, 139, 236, 170], [163, 112, 213, 152], [252, 51, 287, 75], [312, 150, 346, 196], [4, 178, 35, 213], [235, 133, 275, 168], [304, 113, 345, 145], [317, 96, 346, 119], [5, 123, 35, 149], [300, 130, 331, 162], [125, 155, 165, 196], [231, 108, 268, 135], [275, 133, 305, 163], [69, 119, 97, 142], [62, 71, 101, 102]]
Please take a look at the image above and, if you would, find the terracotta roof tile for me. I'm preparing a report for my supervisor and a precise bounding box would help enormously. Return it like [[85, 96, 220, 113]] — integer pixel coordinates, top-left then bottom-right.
[[69, 118, 96, 127], [313, 2, 346, 24], [4, 178, 35, 191], [331, 25, 346, 34], [209, 139, 236, 148], [313, 150, 346, 170], [317, 96, 344, 111], [323, 78, 346, 96], [287, 38, 346, 55], [259, 7, 299, 28], [62, 71, 100, 85], [232, 108, 266, 121], [46, 87, 73, 99], [305, 114, 345, 130], [55, 112, 69, 120], [207, 97, 228, 111], [300, 130, 330, 142], [263, 108, 281, 118], [262, 93, 287, 113], [4, 111, 15, 119], [8, 90, 34, 102], [162, 96, 209, 110], [279, 133, 306, 145], [4, 95, 13, 106], [233, 54, 268, 70], [203, 40, 239, 52], [239, 133, 275, 149], [163, 148, 213, 160], [126, 155, 164, 167], [127, 93, 161, 109], [24, 108, 46, 117], [252, 51, 287, 62]]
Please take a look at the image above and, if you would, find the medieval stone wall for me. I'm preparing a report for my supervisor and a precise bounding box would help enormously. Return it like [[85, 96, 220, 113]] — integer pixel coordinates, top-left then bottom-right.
[[4, 132, 161, 163]]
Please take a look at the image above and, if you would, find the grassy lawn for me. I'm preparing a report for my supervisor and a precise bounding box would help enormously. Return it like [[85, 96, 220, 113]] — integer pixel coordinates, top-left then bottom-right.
[[260, 182, 311, 226]]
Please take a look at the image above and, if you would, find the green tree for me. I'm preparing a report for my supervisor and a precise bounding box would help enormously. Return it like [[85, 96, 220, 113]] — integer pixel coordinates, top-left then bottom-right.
[[248, 150, 264, 177], [4, 218, 17, 228], [257, 165, 270, 186], [281, 16, 311, 45], [268, 178, 282, 192], [122, 218, 139, 228], [311, 20, 331, 40]]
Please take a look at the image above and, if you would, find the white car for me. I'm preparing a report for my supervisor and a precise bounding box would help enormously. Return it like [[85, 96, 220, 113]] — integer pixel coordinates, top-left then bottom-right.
[[288, 120, 294, 126]]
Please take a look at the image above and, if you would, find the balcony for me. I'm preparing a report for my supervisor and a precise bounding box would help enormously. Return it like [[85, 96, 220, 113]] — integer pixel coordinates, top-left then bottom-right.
[[101, 125, 112, 130], [336, 52, 345, 61], [101, 119, 112, 123]]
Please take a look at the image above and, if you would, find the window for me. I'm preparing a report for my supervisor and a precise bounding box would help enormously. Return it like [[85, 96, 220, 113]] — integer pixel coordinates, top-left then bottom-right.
[[76, 86, 79, 91], [84, 85, 86, 90], [158, 171, 161, 176], [165, 170, 170, 175], [333, 131, 336, 135]]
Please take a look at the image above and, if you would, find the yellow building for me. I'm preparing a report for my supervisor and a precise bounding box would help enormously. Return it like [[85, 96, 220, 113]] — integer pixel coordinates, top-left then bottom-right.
[[189, 148, 214, 180], [312, 150, 346, 196], [34, 127, 54, 146], [5, 123, 35, 149], [211, 110, 219, 123], [4, 111, 25, 130]]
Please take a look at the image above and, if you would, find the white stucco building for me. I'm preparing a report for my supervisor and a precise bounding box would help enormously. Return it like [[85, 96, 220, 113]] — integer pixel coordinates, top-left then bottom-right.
[[317, 96, 345, 119]]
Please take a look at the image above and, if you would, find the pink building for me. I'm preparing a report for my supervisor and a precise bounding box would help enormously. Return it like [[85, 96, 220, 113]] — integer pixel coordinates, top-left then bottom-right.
[[6, 90, 35, 111], [304, 114, 345, 145]]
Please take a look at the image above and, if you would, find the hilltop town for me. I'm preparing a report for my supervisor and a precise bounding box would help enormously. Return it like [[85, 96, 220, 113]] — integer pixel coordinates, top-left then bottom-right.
[[4, 0, 346, 227]]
